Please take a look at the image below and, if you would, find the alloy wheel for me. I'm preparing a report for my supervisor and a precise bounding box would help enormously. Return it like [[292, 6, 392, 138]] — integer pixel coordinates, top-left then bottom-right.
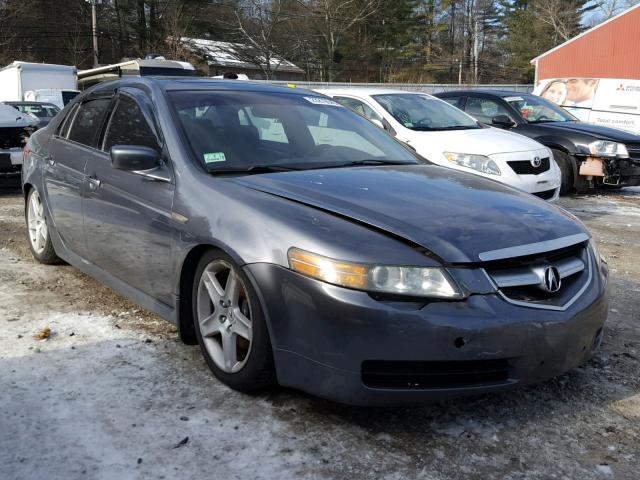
[[27, 190, 48, 255], [196, 259, 253, 373]]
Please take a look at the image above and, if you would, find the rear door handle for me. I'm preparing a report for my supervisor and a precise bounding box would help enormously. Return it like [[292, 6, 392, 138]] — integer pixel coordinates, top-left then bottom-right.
[[87, 176, 102, 189]]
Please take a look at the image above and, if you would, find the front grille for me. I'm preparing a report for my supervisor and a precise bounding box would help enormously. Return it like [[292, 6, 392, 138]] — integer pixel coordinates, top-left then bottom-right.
[[362, 359, 511, 389], [625, 143, 640, 161], [508, 157, 550, 175], [533, 188, 556, 200], [485, 242, 590, 309], [0, 127, 29, 150]]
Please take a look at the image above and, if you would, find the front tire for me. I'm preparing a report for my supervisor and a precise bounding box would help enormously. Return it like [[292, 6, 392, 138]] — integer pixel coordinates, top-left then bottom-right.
[[25, 188, 60, 264], [553, 149, 574, 195], [192, 250, 275, 392]]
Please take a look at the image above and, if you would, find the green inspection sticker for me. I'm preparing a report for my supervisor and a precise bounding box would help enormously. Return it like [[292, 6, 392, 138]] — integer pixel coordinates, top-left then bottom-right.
[[203, 152, 226, 163]]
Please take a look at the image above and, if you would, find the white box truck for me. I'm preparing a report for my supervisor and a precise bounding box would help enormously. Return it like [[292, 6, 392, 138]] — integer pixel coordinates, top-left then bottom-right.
[[0, 61, 79, 109]]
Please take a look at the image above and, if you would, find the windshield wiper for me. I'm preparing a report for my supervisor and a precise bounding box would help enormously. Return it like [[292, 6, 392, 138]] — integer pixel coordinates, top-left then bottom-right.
[[311, 159, 416, 169], [411, 125, 480, 131], [207, 164, 300, 175], [528, 119, 563, 124]]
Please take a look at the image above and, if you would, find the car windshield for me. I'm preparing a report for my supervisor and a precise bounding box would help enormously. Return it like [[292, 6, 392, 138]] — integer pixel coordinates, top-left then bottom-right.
[[13, 103, 60, 118], [169, 90, 420, 173], [371, 93, 481, 131], [506, 95, 576, 123]]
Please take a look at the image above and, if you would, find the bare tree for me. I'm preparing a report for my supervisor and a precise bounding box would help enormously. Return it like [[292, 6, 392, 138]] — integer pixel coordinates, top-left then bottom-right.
[[531, 0, 591, 43], [222, 0, 293, 79], [297, 0, 380, 80]]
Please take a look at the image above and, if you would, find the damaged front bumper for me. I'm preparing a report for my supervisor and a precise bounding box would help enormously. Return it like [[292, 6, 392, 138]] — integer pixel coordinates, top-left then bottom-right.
[[245, 255, 609, 406], [0, 147, 24, 177]]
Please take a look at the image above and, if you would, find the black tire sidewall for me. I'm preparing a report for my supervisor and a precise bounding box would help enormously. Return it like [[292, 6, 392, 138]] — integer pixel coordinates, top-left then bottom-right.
[[553, 149, 574, 195], [191, 249, 275, 392]]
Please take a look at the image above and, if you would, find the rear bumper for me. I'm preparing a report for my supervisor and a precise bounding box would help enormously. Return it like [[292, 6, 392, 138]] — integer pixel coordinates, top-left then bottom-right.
[[245, 262, 609, 406]]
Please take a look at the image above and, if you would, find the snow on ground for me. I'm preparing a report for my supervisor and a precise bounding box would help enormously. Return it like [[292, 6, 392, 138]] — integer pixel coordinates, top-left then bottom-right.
[[1, 186, 639, 479]]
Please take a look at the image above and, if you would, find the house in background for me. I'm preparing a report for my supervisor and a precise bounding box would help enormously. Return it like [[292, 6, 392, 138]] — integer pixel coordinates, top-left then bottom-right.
[[180, 38, 305, 81], [530, 3, 640, 84]]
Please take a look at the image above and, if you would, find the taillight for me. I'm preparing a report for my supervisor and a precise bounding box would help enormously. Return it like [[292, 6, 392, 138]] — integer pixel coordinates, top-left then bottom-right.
[[23, 147, 32, 161]]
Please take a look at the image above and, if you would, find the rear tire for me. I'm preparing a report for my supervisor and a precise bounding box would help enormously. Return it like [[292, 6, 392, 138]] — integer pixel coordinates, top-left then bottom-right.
[[25, 188, 60, 264], [192, 249, 276, 392], [553, 149, 574, 195]]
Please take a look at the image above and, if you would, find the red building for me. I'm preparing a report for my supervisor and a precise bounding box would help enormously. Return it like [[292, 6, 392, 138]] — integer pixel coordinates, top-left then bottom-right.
[[531, 4, 640, 84]]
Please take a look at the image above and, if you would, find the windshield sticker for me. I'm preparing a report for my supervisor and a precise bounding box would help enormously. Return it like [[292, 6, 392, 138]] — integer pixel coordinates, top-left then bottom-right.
[[204, 152, 227, 163], [303, 96, 343, 107], [404, 122, 414, 128], [505, 96, 523, 102]]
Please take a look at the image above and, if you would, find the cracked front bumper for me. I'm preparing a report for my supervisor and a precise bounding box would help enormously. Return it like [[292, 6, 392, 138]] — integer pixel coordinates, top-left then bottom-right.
[[245, 261, 609, 406]]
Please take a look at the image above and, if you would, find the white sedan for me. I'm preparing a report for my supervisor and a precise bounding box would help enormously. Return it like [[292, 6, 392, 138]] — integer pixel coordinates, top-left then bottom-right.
[[316, 88, 562, 201]]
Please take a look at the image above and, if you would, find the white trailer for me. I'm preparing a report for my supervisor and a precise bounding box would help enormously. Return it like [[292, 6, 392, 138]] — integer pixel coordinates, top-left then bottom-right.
[[0, 61, 79, 108]]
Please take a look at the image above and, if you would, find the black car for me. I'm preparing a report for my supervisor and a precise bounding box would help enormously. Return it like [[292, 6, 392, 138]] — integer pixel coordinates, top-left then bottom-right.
[[22, 78, 609, 405], [3, 101, 60, 129], [435, 90, 640, 193]]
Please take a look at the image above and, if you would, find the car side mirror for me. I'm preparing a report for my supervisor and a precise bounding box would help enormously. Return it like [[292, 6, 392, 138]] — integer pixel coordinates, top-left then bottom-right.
[[492, 115, 516, 128], [110, 145, 160, 172]]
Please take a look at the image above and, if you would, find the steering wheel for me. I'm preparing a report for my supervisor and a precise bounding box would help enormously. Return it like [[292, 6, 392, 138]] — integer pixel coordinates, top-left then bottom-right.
[[413, 117, 433, 126]]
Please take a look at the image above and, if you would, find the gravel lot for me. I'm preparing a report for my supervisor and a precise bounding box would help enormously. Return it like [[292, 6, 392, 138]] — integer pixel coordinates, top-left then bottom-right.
[[1, 181, 639, 480]]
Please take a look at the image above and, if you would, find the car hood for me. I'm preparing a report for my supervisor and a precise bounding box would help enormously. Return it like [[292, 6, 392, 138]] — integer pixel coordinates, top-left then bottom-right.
[[534, 121, 640, 142], [231, 165, 586, 264], [404, 126, 546, 156]]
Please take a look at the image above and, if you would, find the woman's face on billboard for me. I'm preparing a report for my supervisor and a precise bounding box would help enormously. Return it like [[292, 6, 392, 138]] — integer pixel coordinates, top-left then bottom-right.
[[543, 81, 567, 104]]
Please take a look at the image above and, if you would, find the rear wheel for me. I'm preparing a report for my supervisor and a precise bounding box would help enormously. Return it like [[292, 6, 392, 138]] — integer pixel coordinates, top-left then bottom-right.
[[25, 188, 60, 264], [192, 250, 275, 392]]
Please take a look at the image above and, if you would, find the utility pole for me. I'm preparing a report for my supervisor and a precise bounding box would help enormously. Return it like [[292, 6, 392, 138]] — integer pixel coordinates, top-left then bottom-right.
[[473, 20, 479, 84], [87, 0, 102, 67], [458, 58, 462, 85]]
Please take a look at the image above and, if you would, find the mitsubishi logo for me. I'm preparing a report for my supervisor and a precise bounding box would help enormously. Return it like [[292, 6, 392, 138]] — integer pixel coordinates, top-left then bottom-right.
[[542, 266, 561, 293], [616, 83, 625, 91], [531, 156, 542, 168]]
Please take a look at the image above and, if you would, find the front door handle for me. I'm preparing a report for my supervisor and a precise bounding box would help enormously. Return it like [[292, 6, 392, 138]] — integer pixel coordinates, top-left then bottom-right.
[[45, 156, 55, 166], [87, 176, 102, 189]]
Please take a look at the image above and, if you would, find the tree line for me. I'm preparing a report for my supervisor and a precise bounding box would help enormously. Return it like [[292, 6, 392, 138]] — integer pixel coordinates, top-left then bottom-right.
[[0, 0, 636, 83]]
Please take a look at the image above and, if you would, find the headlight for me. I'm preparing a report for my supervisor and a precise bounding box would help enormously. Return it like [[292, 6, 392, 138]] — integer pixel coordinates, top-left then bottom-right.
[[288, 248, 463, 299], [587, 140, 629, 158], [443, 152, 501, 175]]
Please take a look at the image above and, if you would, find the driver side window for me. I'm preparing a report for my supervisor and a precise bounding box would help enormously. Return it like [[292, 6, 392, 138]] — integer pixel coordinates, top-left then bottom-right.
[[102, 95, 160, 152], [334, 96, 383, 122], [465, 97, 513, 124]]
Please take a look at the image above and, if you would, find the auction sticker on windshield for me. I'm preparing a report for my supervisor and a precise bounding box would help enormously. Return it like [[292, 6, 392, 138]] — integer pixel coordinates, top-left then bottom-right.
[[204, 152, 227, 164], [304, 96, 343, 107]]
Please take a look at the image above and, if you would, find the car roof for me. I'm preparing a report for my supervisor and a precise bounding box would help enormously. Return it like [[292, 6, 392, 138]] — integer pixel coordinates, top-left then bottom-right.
[[316, 88, 435, 97], [4, 101, 59, 107], [437, 90, 533, 98], [119, 76, 320, 96]]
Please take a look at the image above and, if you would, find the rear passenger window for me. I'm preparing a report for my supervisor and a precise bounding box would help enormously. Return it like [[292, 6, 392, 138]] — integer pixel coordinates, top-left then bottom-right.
[[103, 95, 160, 152], [67, 99, 110, 147]]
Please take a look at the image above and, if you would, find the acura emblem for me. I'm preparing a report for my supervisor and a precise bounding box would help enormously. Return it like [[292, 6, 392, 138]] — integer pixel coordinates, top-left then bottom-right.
[[531, 156, 542, 168], [542, 266, 561, 293]]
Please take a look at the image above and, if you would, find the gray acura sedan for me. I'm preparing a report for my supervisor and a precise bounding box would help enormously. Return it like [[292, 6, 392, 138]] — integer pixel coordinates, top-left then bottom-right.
[[22, 78, 609, 405]]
